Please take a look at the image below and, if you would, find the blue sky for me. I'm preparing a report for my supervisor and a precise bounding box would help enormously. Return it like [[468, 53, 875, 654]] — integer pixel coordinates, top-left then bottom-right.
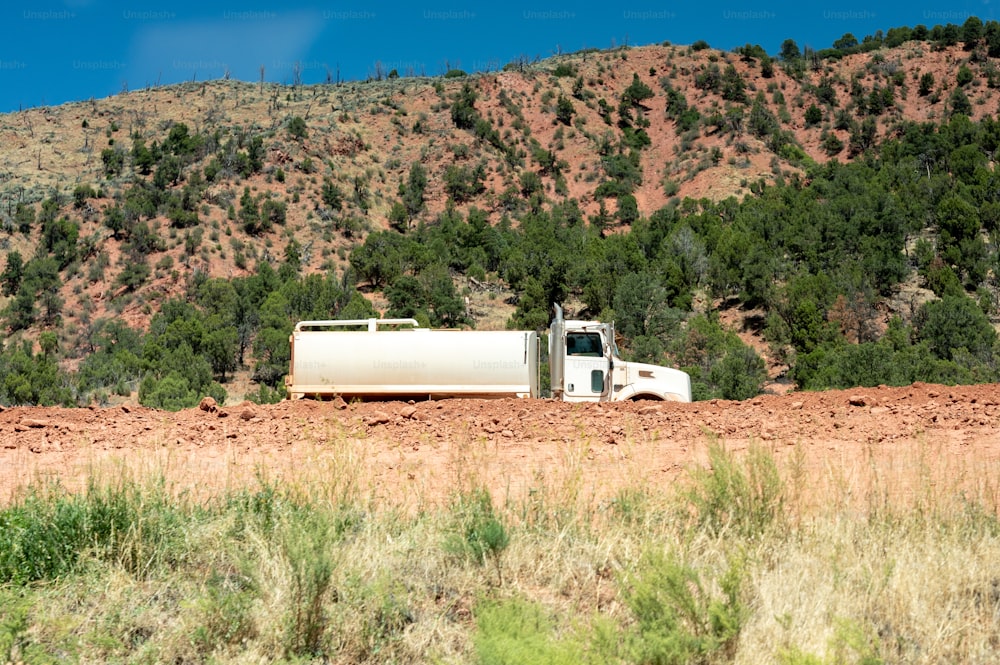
[[0, 1, 993, 113]]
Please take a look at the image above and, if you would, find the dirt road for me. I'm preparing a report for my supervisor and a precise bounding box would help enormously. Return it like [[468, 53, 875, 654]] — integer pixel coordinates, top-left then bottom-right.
[[3, 382, 1000, 511]]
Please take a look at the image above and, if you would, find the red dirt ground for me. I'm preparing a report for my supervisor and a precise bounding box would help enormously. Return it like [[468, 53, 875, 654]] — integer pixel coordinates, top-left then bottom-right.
[[3, 382, 1000, 513]]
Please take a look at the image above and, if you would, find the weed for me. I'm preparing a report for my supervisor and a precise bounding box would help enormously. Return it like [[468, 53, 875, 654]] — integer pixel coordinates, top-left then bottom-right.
[[352, 576, 415, 660], [0, 479, 183, 583], [623, 549, 747, 664], [189, 569, 258, 652], [280, 509, 336, 658], [473, 596, 583, 665], [606, 486, 651, 526], [778, 618, 885, 665], [444, 487, 510, 586], [683, 438, 785, 539], [0, 592, 35, 664]]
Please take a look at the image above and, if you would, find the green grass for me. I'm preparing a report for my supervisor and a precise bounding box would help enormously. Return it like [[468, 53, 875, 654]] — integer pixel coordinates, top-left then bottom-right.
[[1, 439, 999, 663]]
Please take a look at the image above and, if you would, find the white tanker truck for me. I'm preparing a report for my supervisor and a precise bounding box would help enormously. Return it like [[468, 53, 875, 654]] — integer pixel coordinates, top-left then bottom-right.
[[285, 304, 691, 403]]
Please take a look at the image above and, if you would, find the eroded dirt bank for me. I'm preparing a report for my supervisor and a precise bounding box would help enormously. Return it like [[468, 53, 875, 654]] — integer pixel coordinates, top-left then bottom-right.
[[3, 382, 999, 511]]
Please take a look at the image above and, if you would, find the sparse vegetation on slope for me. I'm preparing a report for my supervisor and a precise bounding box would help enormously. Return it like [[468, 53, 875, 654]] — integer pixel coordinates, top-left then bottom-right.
[[2, 19, 1000, 406]]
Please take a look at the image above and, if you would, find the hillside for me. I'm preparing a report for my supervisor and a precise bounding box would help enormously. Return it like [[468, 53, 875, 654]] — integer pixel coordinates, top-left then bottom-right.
[[2, 23, 1000, 406]]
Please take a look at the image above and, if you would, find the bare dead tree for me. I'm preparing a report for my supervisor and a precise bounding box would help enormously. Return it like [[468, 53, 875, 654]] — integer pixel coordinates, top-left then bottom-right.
[[132, 108, 147, 132], [292, 61, 302, 89], [508, 54, 530, 73], [259, 64, 265, 93]]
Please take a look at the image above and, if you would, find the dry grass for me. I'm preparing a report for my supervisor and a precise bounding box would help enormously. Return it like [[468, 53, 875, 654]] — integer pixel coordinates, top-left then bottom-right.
[[4, 426, 1000, 664], [744, 518, 1000, 663]]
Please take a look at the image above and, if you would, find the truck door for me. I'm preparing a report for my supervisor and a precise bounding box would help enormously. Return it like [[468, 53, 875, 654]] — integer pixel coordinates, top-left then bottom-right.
[[563, 332, 609, 401]]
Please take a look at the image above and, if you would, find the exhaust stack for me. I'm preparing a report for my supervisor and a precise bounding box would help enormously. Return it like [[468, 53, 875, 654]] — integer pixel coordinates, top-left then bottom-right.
[[549, 304, 565, 400]]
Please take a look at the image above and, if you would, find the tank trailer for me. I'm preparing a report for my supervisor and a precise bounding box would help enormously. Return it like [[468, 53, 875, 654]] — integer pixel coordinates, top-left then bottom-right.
[[285, 304, 691, 403]]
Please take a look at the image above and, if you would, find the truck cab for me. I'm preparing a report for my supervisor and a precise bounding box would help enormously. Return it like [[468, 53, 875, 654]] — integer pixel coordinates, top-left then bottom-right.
[[549, 304, 691, 403]]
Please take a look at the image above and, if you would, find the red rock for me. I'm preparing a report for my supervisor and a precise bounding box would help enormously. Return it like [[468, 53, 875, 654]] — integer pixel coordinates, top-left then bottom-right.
[[365, 412, 391, 426]]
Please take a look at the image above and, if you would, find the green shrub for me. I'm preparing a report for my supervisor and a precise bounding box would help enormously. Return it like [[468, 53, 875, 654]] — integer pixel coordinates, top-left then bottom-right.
[[552, 63, 576, 77], [821, 131, 844, 155], [287, 116, 308, 140], [683, 439, 784, 538], [444, 487, 509, 585], [280, 511, 335, 658], [0, 481, 183, 584], [805, 104, 823, 127], [950, 87, 972, 115], [624, 550, 747, 664], [957, 64, 974, 87], [709, 345, 767, 401], [247, 383, 286, 404], [190, 572, 258, 653], [473, 597, 584, 665], [72, 184, 97, 209], [0, 593, 36, 664], [778, 618, 885, 665], [915, 295, 996, 363]]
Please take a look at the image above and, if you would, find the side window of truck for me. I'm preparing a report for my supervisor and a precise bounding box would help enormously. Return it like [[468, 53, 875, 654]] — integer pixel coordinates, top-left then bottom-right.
[[567, 333, 602, 357]]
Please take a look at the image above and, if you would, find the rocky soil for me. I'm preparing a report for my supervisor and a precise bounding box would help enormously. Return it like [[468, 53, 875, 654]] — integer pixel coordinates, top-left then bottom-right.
[[4, 381, 1000, 513]]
